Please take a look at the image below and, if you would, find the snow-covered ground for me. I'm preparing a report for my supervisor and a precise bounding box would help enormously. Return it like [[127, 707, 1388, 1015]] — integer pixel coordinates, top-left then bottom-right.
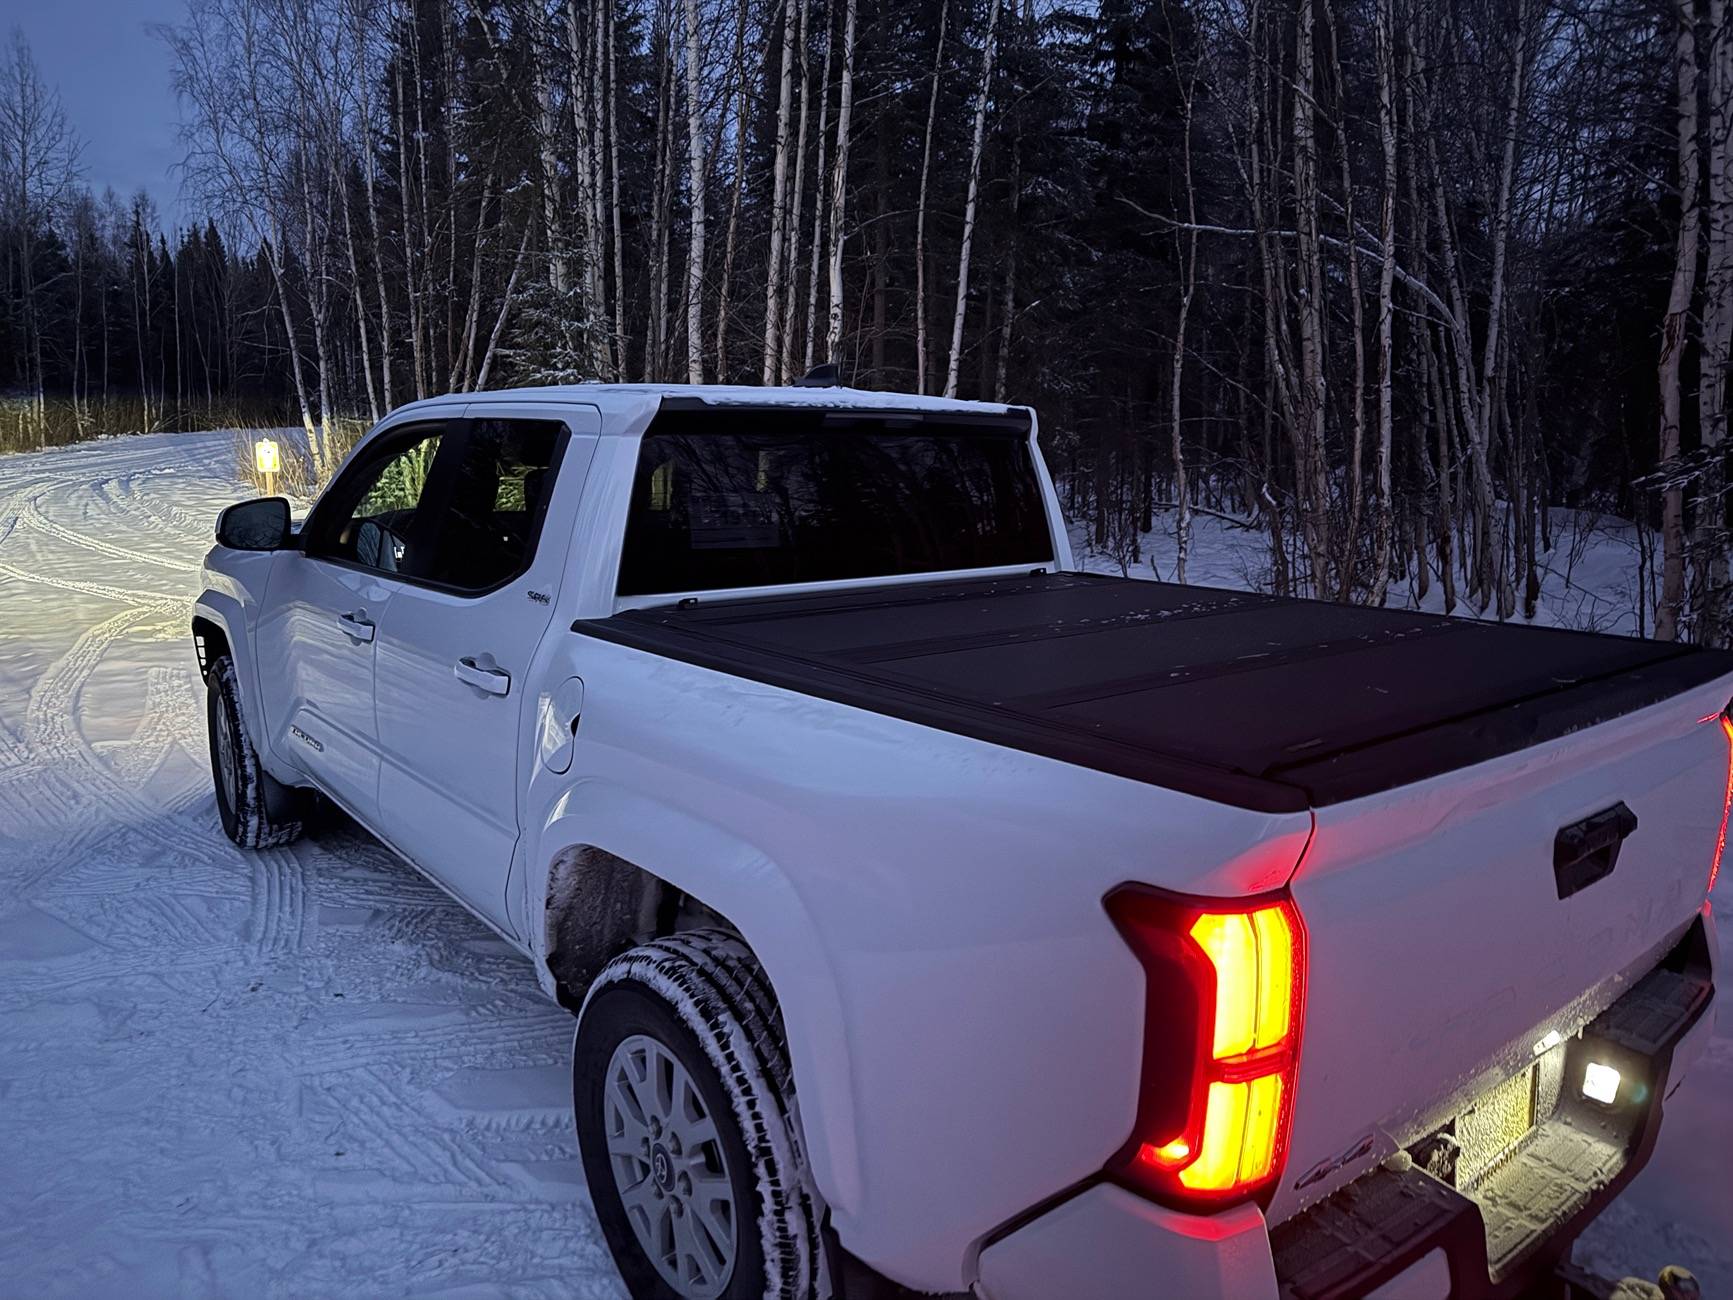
[[0, 432, 1725, 1296], [1074, 505, 1657, 636], [0, 431, 625, 1297]]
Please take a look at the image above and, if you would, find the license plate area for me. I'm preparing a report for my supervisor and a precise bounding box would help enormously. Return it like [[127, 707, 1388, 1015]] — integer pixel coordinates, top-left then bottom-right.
[[1409, 1058, 1546, 1193], [1273, 920, 1714, 1299], [1456, 1063, 1538, 1186]]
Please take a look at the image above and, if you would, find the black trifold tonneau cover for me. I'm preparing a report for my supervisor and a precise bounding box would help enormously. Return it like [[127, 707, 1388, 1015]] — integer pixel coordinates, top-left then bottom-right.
[[574, 571, 1733, 813]]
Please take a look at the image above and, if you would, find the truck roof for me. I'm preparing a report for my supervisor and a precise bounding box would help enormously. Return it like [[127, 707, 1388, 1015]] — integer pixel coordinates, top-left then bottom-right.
[[575, 570, 1733, 812], [383, 383, 1027, 433]]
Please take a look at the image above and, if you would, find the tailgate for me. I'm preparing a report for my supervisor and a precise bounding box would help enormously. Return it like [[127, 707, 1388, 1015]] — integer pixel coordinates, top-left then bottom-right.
[[1270, 674, 1732, 1229]]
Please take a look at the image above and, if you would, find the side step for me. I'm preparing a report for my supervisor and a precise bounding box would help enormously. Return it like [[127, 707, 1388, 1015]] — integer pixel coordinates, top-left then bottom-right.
[[1271, 1161, 1485, 1300]]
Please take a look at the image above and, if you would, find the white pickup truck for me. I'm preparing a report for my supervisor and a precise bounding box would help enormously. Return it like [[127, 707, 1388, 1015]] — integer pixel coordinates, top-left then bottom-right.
[[195, 383, 1724, 1300]]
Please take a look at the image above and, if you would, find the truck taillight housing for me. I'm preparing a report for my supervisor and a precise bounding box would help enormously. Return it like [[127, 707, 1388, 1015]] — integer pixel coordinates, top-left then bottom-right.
[[1105, 885, 1306, 1210], [1711, 710, 1733, 895]]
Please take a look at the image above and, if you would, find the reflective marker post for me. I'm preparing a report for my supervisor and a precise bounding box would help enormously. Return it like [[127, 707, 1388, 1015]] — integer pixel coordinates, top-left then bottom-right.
[[255, 438, 281, 498]]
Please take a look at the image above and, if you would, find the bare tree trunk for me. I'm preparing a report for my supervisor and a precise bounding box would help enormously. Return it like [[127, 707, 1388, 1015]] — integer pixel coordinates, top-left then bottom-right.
[[451, 170, 494, 391], [1169, 28, 1197, 583], [642, 10, 677, 379], [762, 0, 800, 381], [824, 0, 858, 366], [715, 0, 753, 377], [567, 0, 602, 374], [395, 27, 426, 402], [476, 219, 533, 390], [335, 139, 380, 422], [1328, 0, 1367, 602], [1697, 0, 1733, 642], [1369, 0, 1398, 606], [608, 0, 628, 379], [801, 5, 836, 374], [351, 1, 393, 411], [263, 224, 320, 470], [994, 136, 1020, 402], [535, 20, 574, 372], [780, 0, 813, 381], [683, 0, 707, 382], [1657, 0, 1701, 642], [591, 0, 611, 372], [943, 0, 1000, 397], [1293, 0, 1332, 595], [915, 0, 948, 396]]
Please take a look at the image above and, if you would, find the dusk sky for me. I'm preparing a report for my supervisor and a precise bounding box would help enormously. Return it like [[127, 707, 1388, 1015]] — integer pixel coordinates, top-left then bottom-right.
[[12, 0, 187, 223]]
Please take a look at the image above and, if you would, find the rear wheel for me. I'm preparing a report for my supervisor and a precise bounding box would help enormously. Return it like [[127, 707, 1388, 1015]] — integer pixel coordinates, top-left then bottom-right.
[[206, 656, 303, 849], [573, 930, 823, 1300]]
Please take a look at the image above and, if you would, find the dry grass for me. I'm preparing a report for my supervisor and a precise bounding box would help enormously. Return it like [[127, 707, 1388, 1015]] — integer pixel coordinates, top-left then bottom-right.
[[230, 418, 369, 498], [0, 395, 302, 456]]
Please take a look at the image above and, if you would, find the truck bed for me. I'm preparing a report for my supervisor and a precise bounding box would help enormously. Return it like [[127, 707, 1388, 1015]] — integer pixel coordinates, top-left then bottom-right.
[[574, 571, 1733, 812]]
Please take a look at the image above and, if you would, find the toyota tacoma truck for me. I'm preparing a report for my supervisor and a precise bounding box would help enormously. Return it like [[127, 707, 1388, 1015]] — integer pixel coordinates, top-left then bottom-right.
[[194, 383, 1726, 1300]]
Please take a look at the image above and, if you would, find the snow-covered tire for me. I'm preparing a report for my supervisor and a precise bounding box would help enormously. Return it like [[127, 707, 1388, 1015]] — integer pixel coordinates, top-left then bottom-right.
[[574, 930, 824, 1300], [206, 655, 303, 849]]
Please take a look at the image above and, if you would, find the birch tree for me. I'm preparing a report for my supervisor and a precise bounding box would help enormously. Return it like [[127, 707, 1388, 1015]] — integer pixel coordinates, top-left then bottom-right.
[[683, 0, 707, 383], [1697, 0, 1733, 641], [761, 0, 799, 382], [823, 0, 856, 365], [943, 0, 999, 398], [1657, 0, 1701, 641], [914, 0, 947, 395]]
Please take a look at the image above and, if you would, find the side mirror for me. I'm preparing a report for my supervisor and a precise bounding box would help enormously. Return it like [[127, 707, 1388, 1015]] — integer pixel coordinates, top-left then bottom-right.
[[216, 497, 291, 551]]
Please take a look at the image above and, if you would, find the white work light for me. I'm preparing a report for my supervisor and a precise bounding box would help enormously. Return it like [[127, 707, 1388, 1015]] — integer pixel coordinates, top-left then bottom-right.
[[1582, 1061, 1620, 1105]]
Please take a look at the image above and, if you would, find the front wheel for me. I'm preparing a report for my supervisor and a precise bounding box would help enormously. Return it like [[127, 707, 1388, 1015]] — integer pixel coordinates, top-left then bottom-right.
[[206, 655, 303, 849], [573, 931, 824, 1300]]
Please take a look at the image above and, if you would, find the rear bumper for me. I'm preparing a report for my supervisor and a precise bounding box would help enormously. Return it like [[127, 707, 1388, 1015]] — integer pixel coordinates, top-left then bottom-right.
[[974, 913, 1712, 1300], [975, 1186, 1279, 1300]]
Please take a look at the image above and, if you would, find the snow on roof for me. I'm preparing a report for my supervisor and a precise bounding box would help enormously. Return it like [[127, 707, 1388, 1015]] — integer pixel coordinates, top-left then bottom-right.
[[386, 382, 1024, 432]]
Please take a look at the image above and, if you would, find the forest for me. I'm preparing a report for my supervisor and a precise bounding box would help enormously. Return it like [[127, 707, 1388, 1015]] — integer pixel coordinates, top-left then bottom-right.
[[1, 0, 1730, 639]]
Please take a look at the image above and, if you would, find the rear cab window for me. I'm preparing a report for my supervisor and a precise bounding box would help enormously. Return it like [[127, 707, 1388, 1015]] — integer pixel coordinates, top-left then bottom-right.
[[618, 408, 1053, 596]]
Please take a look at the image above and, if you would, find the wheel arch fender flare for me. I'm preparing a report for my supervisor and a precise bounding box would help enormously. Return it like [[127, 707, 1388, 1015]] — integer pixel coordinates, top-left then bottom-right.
[[529, 779, 864, 1218], [192, 592, 282, 776]]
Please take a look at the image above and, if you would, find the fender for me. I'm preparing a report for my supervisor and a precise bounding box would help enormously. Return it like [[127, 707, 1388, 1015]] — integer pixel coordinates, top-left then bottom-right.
[[193, 578, 298, 786], [524, 778, 865, 1218]]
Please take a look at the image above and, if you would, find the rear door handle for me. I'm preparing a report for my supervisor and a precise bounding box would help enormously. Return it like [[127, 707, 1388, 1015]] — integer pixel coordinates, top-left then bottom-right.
[[337, 611, 375, 643], [454, 656, 511, 697]]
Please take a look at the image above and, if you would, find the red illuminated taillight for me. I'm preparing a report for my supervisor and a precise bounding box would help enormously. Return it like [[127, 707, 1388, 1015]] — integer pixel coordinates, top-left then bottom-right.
[[1710, 710, 1733, 895], [1105, 886, 1306, 1209]]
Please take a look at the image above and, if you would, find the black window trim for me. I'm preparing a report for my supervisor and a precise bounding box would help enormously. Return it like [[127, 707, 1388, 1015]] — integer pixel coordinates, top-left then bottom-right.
[[301, 415, 571, 600]]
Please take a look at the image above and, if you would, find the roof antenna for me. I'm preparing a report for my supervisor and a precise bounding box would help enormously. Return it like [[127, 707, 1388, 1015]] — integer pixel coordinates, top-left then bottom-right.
[[793, 362, 840, 388]]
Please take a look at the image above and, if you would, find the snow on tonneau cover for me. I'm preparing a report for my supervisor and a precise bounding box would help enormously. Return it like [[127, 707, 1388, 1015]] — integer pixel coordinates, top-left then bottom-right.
[[587, 569, 1733, 1236]]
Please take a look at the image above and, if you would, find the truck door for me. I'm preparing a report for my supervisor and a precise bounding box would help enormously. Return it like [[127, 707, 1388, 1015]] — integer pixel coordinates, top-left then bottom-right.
[[372, 407, 599, 936], [256, 421, 454, 823]]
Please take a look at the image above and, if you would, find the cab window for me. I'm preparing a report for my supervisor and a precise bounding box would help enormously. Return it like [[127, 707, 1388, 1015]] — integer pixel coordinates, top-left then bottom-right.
[[311, 428, 445, 577], [417, 418, 566, 592]]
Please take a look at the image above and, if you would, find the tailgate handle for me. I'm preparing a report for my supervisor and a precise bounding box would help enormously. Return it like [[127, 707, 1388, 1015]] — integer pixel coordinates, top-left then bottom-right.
[[1554, 802, 1638, 899]]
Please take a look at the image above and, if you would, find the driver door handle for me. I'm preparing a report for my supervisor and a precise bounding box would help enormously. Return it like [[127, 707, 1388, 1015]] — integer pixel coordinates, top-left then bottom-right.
[[454, 656, 511, 697], [337, 611, 375, 643]]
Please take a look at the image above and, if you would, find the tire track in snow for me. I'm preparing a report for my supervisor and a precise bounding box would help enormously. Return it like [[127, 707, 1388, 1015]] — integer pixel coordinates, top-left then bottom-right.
[[301, 1015, 570, 1076], [0, 430, 622, 1298], [22, 489, 202, 574], [335, 1067, 505, 1190], [11, 494, 304, 961], [108, 666, 200, 784]]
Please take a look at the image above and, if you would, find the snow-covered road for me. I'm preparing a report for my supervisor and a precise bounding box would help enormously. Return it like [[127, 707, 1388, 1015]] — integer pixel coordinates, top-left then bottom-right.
[[0, 430, 1726, 1297], [0, 432, 625, 1297]]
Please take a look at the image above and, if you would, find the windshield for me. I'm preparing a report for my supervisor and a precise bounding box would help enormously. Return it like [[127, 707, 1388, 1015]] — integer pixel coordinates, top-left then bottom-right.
[[617, 409, 1053, 596]]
